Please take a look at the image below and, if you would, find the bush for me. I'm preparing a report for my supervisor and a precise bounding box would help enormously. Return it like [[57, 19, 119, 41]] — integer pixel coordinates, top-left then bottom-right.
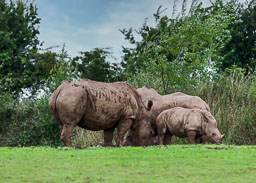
[[0, 92, 16, 146], [1, 94, 62, 147]]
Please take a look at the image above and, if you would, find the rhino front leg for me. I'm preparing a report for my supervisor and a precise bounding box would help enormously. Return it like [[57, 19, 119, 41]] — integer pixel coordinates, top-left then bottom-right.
[[187, 130, 197, 144], [116, 119, 133, 147], [195, 136, 202, 144], [60, 124, 75, 147], [163, 131, 172, 145], [104, 127, 115, 146]]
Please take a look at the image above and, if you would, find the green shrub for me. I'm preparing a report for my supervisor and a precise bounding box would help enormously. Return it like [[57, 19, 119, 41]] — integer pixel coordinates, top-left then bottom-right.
[[1, 94, 62, 147], [0, 92, 16, 145]]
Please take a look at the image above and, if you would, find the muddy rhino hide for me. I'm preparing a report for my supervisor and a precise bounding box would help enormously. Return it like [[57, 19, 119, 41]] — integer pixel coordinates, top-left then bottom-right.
[[49, 79, 152, 147]]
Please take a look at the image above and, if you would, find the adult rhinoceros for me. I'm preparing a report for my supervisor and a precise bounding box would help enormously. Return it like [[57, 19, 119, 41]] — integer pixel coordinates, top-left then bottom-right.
[[49, 79, 153, 147]]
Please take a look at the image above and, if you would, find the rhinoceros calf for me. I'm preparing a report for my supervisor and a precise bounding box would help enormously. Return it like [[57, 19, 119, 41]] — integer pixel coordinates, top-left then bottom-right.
[[49, 79, 153, 147], [156, 107, 224, 144]]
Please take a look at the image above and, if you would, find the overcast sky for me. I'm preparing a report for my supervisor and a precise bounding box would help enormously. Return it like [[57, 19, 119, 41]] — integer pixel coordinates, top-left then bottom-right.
[[35, 0, 245, 62]]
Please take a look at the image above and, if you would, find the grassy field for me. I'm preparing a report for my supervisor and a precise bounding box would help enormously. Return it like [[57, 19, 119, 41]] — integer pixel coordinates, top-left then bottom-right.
[[0, 145, 256, 183]]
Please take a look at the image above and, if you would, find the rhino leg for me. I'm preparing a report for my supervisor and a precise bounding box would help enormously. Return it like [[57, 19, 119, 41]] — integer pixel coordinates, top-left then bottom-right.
[[195, 136, 202, 144], [58, 123, 63, 134], [156, 120, 167, 145], [163, 131, 172, 145], [60, 124, 75, 147], [123, 130, 133, 146], [116, 119, 133, 147], [187, 130, 197, 144], [104, 127, 115, 146]]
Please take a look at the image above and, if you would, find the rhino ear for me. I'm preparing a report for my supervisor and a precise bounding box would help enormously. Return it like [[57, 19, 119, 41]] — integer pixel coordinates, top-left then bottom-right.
[[202, 111, 215, 123], [202, 111, 211, 123], [146, 99, 153, 111]]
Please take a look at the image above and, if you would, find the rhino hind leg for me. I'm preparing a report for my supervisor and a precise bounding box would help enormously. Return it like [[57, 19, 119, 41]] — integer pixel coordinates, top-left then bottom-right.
[[104, 127, 116, 146], [156, 120, 167, 145], [60, 124, 75, 147], [195, 136, 204, 144], [58, 111, 84, 147], [116, 119, 133, 147]]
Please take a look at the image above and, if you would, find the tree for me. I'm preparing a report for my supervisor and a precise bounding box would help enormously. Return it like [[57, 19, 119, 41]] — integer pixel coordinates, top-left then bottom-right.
[[219, 0, 256, 73], [45, 45, 76, 93], [72, 48, 124, 82], [0, 0, 41, 96], [120, 0, 236, 93]]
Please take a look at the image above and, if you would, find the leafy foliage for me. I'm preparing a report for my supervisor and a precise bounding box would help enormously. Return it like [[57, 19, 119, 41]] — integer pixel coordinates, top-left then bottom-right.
[[45, 45, 76, 93], [72, 48, 124, 82], [219, 0, 256, 73], [1, 94, 62, 147], [121, 0, 237, 93], [0, 0, 41, 95]]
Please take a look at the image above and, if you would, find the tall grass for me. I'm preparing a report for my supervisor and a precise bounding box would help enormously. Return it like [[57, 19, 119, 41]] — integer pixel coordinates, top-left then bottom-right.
[[72, 128, 104, 147], [192, 72, 256, 145], [128, 71, 256, 145]]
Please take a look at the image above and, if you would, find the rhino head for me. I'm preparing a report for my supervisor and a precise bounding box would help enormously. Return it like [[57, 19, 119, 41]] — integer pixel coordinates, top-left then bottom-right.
[[202, 111, 225, 144], [125, 99, 157, 146]]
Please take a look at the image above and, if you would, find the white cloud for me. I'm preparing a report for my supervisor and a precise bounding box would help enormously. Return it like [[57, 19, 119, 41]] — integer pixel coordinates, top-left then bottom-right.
[[38, 0, 176, 61], [37, 0, 247, 62]]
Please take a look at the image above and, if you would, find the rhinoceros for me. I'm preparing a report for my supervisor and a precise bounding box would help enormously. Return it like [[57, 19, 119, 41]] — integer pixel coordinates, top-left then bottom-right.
[[126, 92, 211, 146], [49, 79, 153, 147], [136, 86, 161, 100], [156, 107, 224, 144]]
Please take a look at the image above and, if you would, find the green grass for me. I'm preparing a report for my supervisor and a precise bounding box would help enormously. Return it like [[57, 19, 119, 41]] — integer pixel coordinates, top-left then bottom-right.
[[0, 145, 256, 183]]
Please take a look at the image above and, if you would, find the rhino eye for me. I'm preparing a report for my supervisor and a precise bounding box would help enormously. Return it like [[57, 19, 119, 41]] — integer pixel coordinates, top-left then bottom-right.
[[212, 133, 216, 136]]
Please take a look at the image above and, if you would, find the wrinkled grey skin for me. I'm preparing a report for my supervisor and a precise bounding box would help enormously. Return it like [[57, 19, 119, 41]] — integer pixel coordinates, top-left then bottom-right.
[[49, 79, 153, 147], [156, 107, 225, 144], [125, 92, 211, 146]]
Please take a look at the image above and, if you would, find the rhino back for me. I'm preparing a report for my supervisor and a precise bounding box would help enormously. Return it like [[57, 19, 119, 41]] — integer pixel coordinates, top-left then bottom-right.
[[158, 107, 202, 137], [74, 80, 140, 130], [157, 107, 187, 137], [151, 94, 209, 119]]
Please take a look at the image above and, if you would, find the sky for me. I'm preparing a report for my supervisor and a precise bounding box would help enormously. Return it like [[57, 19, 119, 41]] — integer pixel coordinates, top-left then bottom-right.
[[35, 0, 244, 63]]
